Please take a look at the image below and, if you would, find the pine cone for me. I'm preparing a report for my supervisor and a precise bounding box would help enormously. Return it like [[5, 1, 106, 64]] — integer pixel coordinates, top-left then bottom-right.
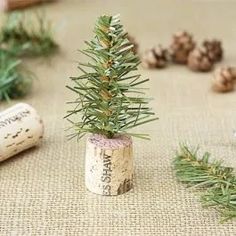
[[169, 31, 196, 64], [203, 39, 223, 62], [142, 46, 168, 69], [212, 66, 236, 93], [127, 34, 139, 55], [187, 47, 213, 72]]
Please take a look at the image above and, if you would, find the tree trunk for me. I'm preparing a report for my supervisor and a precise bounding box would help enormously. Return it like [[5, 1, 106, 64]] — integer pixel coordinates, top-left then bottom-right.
[[0, 103, 44, 162], [85, 134, 134, 196]]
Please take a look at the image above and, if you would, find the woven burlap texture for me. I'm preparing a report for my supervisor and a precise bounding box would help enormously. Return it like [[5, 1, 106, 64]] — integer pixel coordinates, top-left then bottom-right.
[[0, 0, 236, 235]]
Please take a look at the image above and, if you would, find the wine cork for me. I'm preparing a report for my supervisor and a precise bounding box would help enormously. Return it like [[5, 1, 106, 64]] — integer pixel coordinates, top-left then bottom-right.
[[0, 0, 54, 11], [0, 103, 44, 162], [85, 134, 134, 196]]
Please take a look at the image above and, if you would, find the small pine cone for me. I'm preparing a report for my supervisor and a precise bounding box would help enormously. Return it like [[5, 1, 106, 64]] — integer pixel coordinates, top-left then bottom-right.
[[212, 67, 236, 92], [187, 47, 213, 72], [169, 31, 196, 64], [203, 39, 223, 62], [127, 34, 139, 54], [142, 46, 168, 69]]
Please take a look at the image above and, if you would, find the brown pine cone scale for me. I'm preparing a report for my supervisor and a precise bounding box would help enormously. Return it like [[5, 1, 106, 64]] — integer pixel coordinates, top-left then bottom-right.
[[203, 39, 223, 62], [212, 67, 236, 93], [142, 46, 168, 69], [187, 47, 213, 72], [169, 31, 196, 64]]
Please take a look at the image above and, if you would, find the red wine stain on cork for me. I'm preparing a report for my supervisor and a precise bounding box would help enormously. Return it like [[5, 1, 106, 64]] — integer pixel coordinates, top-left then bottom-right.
[[89, 134, 132, 149]]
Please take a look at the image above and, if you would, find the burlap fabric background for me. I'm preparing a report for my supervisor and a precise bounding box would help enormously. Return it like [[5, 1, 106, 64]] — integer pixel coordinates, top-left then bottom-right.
[[0, 0, 236, 235]]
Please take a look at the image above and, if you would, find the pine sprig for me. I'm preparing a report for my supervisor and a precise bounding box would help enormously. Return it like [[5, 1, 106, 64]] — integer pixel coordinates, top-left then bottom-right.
[[0, 12, 58, 57], [173, 145, 236, 222], [0, 11, 58, 102], [66, 14, 158, 139], [0, 49, 33, 101]]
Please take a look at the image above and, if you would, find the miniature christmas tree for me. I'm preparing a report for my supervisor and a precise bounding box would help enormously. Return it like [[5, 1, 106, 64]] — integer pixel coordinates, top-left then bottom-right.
[[66, 14, 158, 140]]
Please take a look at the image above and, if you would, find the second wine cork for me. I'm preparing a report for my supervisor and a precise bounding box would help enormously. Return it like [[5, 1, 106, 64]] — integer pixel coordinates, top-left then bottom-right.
[[0, 103, 44, 162], [0, 0, 54, 11]]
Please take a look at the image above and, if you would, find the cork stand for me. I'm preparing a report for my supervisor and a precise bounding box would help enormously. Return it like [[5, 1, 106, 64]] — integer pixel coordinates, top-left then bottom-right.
[[85, 134, 134, 196]]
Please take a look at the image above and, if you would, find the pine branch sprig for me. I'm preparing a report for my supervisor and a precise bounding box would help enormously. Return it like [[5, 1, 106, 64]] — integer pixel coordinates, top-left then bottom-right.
[[0, 12, 58, 57], [0, 49, 33, 101], [66, 14, 158, 139], [173, 145, 236, 222]]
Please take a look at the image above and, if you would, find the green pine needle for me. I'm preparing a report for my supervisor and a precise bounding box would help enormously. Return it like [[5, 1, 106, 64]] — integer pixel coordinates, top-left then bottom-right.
[[0, 11, 58, 102], [173, 145, 236, 222], [66, 14, 158, 139], [0, 12, 58, 57], [0, 49, 33, 101]]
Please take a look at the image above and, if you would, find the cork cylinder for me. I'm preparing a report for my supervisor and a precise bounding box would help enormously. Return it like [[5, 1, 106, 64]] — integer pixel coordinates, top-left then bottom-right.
[[0, 103, 44, 162], [85, 134, 134, 196], [0, 0, 53, 11]]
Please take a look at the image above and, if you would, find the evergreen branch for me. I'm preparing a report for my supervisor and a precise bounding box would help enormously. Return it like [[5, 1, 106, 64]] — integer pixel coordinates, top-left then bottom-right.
[[0, 12, 58, 57], [173, 144, 236, 222], [0, 49, 33, 101]]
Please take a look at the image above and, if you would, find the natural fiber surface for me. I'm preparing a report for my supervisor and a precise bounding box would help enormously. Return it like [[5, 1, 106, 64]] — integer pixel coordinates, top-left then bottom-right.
[[0, 0, 236, 235]]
